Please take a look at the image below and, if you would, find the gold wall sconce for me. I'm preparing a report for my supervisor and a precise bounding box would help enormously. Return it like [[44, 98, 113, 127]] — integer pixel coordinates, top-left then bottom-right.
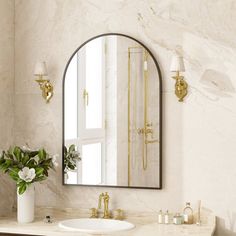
[[170, 54, 187, 102], [34, 62, 53, 103]]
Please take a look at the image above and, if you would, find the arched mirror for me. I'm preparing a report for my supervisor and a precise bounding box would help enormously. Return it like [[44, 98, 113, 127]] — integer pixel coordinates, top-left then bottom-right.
[[63, 34, 162, 189]]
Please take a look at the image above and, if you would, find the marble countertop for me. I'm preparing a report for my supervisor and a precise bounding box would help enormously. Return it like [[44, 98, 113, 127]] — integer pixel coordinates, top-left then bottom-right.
[[0, 208, 216, 236]]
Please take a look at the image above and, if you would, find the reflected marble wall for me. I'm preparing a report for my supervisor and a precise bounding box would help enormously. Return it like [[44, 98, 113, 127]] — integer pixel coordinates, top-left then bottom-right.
[[105, 36, 118, 185], [10, 0, 236, 235]]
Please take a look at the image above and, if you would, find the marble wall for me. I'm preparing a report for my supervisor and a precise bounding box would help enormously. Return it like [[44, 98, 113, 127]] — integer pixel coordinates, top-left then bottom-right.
[[1, 0, 236, 235], [0, 0, 15, 216], [14, 0, 183, 214]]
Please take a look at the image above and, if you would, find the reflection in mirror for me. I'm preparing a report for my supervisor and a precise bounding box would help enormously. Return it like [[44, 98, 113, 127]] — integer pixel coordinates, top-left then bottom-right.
[[63, 34, 162, 189]]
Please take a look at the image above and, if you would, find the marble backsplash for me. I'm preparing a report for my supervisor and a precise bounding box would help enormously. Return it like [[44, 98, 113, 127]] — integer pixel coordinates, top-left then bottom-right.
[[0, 1, 236, 235], [14, 0, 184, 213], [0, 0, 15, 216]]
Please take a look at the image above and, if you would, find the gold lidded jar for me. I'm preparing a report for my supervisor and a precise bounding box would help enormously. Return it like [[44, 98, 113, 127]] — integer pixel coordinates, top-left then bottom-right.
[[183, 202, 193, 224]]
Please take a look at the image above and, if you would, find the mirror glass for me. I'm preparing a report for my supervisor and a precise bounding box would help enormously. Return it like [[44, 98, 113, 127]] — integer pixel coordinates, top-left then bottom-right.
[[63, 34, 162, 189]]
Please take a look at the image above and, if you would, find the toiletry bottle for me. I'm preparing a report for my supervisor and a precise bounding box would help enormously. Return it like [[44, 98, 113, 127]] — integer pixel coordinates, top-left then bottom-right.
[[183, 202, 193, 224], [173, 213, 183, 225], [196, 200, 201, 226], [164, 210, 170, 224], [158, 210, 163, 224]]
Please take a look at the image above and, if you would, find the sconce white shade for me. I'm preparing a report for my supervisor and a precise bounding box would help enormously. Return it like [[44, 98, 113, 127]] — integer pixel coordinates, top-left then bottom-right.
[[170, 55, 185, 72], [34, 62, 48, 76]]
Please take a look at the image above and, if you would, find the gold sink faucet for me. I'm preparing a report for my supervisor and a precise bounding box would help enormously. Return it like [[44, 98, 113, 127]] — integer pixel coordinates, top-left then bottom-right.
[[98, 192, 110, 219]]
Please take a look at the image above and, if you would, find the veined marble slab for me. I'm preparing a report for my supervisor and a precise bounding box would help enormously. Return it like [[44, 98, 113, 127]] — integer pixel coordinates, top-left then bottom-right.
[[0, 208, 215, 236]]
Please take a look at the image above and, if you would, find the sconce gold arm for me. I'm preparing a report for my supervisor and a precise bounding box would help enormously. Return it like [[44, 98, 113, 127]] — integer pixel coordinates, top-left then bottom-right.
[[35, 76, 53, 103], [172, 72, 188, 102]]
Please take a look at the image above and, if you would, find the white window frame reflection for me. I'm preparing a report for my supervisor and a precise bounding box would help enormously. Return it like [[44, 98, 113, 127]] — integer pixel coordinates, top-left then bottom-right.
[[65, 38, 106, 185]]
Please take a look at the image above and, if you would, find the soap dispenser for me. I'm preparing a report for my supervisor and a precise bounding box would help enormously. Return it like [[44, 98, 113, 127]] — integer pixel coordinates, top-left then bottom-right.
[[164, 210, 170, 224], [183, 202, 193, 224], [158, 210, 163, 224]]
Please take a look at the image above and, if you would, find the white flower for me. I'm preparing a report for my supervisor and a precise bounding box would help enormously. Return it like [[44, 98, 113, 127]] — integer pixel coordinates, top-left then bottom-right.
[[21, 145, 31, 152], [18, 167, 36, 182], [52, 154, 59, 167]]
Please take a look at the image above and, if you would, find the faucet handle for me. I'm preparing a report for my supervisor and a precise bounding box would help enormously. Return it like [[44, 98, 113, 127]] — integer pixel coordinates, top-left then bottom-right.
[[114, 209, 124, 220], [90, 208, 98, 218]]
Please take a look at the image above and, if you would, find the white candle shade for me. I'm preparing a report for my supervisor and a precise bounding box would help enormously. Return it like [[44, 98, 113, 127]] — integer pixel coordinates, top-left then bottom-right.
[[170, 55, 185, 72], [34, 62, 48, 76]]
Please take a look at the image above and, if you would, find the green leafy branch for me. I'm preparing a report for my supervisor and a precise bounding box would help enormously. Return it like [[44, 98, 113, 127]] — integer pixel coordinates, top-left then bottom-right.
[[0, 146, 57, 194], [64, 144, 81, 172]]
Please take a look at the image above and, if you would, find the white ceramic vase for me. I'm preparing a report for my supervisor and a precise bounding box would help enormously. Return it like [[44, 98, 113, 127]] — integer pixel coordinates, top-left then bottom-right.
[[17, 184, 35, 223]]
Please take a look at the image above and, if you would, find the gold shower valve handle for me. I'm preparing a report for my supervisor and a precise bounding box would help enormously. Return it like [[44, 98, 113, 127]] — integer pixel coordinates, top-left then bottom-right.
[[146, 122, 153, 127], [145, 123, 154, 136], [137, 128, 144, 134], [146, 128, 153, 135]]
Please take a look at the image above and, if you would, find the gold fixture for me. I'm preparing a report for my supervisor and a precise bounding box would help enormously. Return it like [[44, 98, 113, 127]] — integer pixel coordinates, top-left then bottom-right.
[[145, 139, 158, 144], [142, 51, 159, 170], [137, 123, 153, 135], [35, 78, 54, 103], [114, 209, 124, 220], [98, 192, 110, 219], [142, 51, 149, 170], [128, 47, 159, 178], [170, 54, 187, 102], [34, 62, 53, 103], [172, 71, 188, 102], [90, 208, 98, 218], [127, 46, 141, 185], [128, 47, 131, 186], [83, 89, 89, 106]]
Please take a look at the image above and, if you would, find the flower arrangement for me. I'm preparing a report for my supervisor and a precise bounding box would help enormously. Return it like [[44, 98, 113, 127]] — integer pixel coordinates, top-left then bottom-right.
[[0, 146, 58, 195], [64, 144, 81, 172]]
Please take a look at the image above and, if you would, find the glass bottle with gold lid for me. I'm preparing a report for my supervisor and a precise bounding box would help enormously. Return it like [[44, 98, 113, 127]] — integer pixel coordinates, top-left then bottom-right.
[[183, 202, 193, 224]]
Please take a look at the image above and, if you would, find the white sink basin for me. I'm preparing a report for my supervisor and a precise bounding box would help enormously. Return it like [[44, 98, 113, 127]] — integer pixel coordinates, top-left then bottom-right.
[[58, 218, 135, 235]]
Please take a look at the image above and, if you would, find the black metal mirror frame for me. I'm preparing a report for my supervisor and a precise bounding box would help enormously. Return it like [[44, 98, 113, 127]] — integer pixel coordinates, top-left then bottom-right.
[[62, 33, 163, 189]]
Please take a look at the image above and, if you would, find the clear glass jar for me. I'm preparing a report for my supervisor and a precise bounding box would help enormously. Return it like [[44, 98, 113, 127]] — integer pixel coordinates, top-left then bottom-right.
[[173, 213, 183, 225]]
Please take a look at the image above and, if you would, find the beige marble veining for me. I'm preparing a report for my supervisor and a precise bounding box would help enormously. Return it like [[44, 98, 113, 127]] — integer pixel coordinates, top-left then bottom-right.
[[0, 207, 215, 236], [0, 0, 15, 217], [0, 0, 235, 235], [14, 0, 183, 217]]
